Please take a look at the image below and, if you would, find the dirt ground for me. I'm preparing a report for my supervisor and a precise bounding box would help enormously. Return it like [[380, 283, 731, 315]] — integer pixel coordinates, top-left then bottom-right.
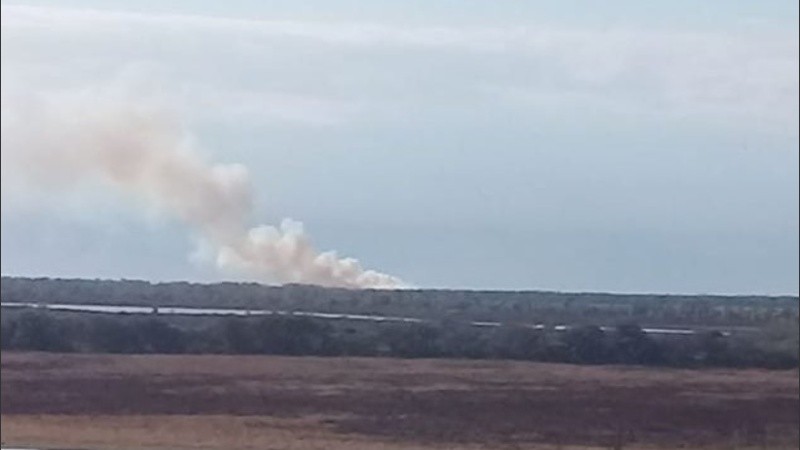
[[1, 352, 798, 449]]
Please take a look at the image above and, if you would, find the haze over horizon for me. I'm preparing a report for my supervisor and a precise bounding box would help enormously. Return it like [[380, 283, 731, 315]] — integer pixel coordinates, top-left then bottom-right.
[[1, 1, 798, 295]]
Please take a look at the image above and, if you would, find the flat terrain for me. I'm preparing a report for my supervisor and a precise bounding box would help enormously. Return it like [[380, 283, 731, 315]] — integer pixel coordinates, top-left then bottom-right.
[[1, 352, 798, 449]]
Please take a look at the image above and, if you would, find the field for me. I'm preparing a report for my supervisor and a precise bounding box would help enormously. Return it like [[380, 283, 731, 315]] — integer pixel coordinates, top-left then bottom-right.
[[1, 352, 798, 449]]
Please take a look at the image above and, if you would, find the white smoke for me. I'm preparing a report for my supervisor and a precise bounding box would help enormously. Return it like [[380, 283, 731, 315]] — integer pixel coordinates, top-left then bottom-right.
[[0, 86, 404, 289]]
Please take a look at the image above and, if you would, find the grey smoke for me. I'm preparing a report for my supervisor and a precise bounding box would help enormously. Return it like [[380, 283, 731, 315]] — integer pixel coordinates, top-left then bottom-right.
[[0, 86, 404, 289]]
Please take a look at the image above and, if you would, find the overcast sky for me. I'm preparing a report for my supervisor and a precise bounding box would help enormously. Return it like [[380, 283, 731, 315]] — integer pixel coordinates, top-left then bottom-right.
[[1, 1, 798, 294]]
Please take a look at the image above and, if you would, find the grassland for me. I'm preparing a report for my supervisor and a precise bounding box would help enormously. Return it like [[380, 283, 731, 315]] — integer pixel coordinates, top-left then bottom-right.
[[1, 352, 798, 449]]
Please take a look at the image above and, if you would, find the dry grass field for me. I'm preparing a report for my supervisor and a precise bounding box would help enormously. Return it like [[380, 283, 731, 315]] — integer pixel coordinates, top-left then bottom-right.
[[1, 352, 798, 449]]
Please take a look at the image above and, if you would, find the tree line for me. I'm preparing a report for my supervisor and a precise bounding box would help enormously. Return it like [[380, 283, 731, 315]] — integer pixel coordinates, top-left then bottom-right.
[[2, 277, 797, 329], [2, 309, 796, 369]]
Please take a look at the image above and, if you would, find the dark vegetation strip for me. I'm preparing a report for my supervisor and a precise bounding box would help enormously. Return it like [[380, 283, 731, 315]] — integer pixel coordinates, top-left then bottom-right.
[[1, 276, 797, 368], [1, 306, 796, 368], [2, 276, 798, 329]]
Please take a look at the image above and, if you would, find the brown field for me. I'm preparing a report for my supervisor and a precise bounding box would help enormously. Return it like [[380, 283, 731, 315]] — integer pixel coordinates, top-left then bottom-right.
[[1, 352, 798, 449]]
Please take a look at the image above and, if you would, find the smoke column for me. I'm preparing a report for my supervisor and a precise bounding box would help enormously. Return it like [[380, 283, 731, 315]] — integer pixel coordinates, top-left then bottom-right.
[[0, 87, 404, 289]]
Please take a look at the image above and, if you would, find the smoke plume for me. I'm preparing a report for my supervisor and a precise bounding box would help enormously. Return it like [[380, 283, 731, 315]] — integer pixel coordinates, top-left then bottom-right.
[[0, 87, 404, 289]]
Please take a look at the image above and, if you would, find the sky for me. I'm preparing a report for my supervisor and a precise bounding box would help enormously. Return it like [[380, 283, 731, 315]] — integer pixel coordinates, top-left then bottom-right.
[[1, 1, 798, 294]]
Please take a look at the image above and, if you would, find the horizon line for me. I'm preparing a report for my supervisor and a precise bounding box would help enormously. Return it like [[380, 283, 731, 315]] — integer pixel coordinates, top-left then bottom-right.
[[2, 274, 797, 299]]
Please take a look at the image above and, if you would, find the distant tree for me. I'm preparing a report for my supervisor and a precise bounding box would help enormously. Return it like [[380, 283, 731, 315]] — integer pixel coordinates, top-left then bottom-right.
[[88, 317, 142, 353], [563, 325, 609, 364], [222, 318, 260, 354], [10, 311, 72, 352], [612, 323, 663, 365], [139, 319, 187, 354], [438, 321, 489, 359], [694, 330, 729, 366], [255, 316, 334, 356], [490, 326, 545, 360], [380, 323, 442, 358], [1, 316, 17, 349]]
